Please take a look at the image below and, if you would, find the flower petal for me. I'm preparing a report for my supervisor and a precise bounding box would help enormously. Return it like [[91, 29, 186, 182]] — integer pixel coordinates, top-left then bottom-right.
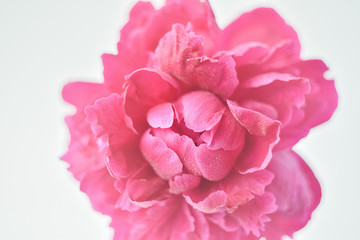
[[200, 110, 246, 151], [153, 24, 238, 98], [177, 91, 225, 132], [227, 100, 280, 173], [195, 144, 241, 181], [123, 68, 180, 133], [232, 192, 277, 236], [221, 170, 275, 212], [119, 0, 220, 54], [61, 82, 109, 180], [222, 7, 300, 56], [151, 128, 202, 176], [169, 174, 201, 194], [80, 167, 119, 215], [140, 129, 183, 180], [126, 166, 170, 208], [85, 93, 143, 178], [147, 102, 175, 129], [62, 81, 109, 109], [263, 149, 321, 240]]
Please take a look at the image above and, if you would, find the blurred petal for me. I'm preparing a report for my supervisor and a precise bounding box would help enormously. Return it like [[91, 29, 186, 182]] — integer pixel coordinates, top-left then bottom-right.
[[264, 149, 321, 239]]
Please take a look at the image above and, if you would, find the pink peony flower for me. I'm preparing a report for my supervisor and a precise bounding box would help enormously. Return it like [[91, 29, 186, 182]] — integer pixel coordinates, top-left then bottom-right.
[[62, 0, 337, 239]]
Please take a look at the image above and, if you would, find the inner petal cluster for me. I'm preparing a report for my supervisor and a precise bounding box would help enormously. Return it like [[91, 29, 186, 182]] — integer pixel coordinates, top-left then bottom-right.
[[140, 91, 246, 186]]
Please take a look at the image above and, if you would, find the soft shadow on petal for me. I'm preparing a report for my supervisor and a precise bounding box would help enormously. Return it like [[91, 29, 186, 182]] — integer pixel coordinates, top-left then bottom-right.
[[263, 149, 321, 240], [222, 8, 300, 56], [227, 100, 280, 173]]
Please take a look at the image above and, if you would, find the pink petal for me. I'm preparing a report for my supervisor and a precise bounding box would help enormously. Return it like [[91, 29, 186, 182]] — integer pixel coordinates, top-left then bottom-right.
[[61, 82, 109, 180], [147, 102, 175, 129], [227, 100, 280, 173], [263, 150, 321, 240], [151, 128, 202, 176], [222, 8, 300, 56], [169, 174, 201, 194], [80, 167, 119, 215], [85, 93, 135, 143], [232, 40, 300, 84], [126, 166, 170, 208], [277, 60, 338, 149], [177, 91, 225, 132], [140, 129, 183, 180], [232, 193, 277, 236], [85, 93, 143, 178], [153, 24, 238, 98], [207, 211, 240, 232], [200, 110, 246, 151], [195, 144, 241, 181], [229, 42, 269, 66], [102, 50, 148, 93], [62, 81, 109, 109], [123, 68, 180, 133], [184, 189, 227, 214], [113, 180, 140, 212], [61, 114, 106, 181], [235, 72, 310, 126], [112, 197, 197, 240], [119, 0, 220, 54], [186, 55, 239, 98], [221, 170, 275, 212]]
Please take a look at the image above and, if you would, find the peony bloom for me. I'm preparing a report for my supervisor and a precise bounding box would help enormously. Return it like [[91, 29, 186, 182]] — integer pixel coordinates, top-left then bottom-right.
[[62, 0, 337, 239]]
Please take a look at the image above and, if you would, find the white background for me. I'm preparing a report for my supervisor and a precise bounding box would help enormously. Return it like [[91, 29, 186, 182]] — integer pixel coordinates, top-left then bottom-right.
[[0, 0, 359, 239]]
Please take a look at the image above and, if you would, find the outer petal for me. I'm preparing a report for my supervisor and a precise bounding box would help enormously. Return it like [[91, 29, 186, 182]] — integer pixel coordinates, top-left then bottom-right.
[[232, 192, 277, 237], [126, 166, 170, 208], [80, 167, 119, 215], [62, 82, 109, 109], [119, 0, 220, 54], [111, 197, 197, 240], [222, 7, 300, 57], [264, 149, 321, 240], [277, 60, 338, 149], [227, 100, 280, 173], [184, 170, 274, 214], [61, 82, 109, 180], [85, 93, 144, 178]]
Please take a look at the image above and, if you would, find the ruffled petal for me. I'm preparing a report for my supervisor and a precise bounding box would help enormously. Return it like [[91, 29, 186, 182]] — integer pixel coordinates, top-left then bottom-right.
[[276, 60, 338, 149], [61, 82, 110, 180], [111, 197, 197, 240], [119, 0, 220, 54], [85, 93, 144, 178], [263, 149, 321, 240], [227, 100, 280, 173], [232, 192, 277, 237], [126, 166, 170, 208], [153, 24, 238, 98], [80, 167, 118, 215], [221, 170, 274, 212], [183, 169, 274, 215], [222, 8, 300, 56], [123, 68, 180, 133]]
